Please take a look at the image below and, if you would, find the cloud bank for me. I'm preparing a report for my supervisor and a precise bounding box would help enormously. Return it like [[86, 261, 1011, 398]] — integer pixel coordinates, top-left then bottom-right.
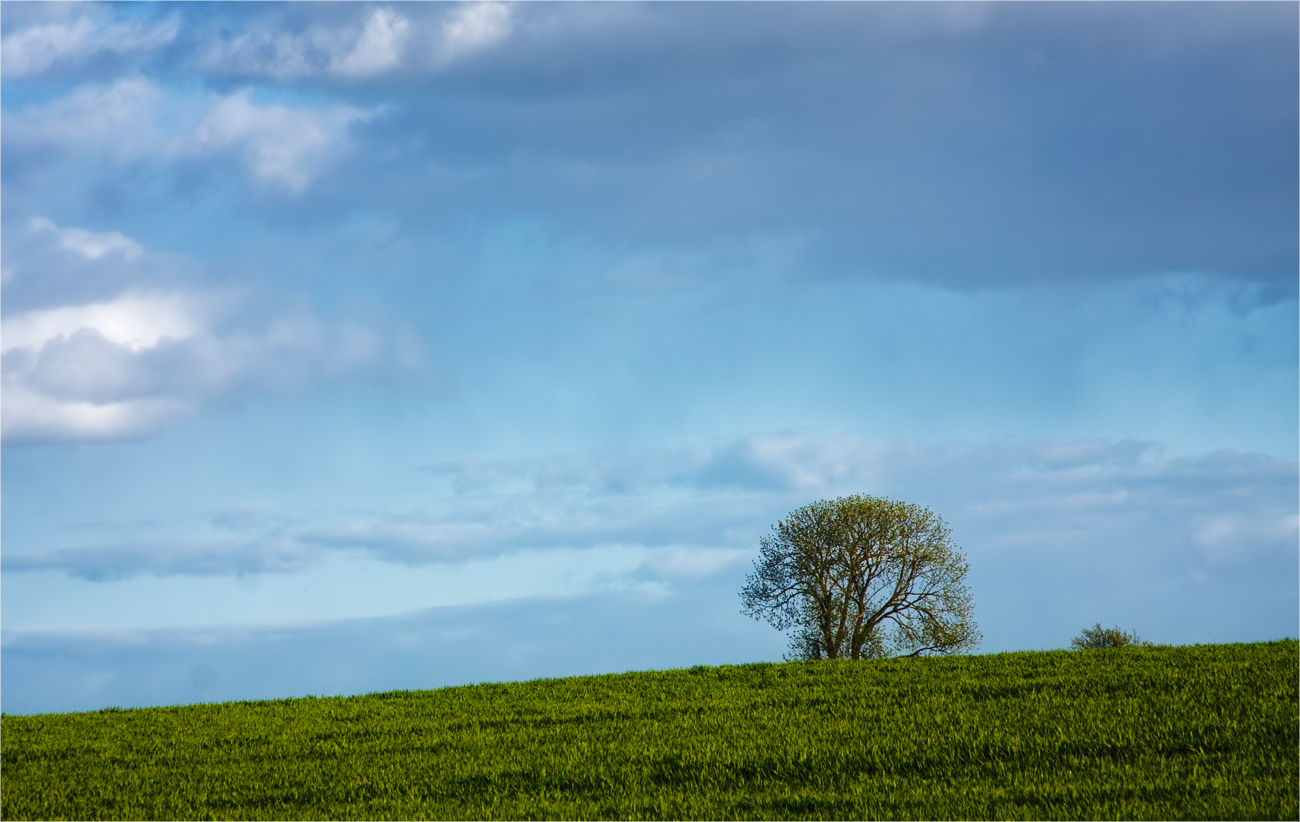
[[4, 2, 1294, 288]]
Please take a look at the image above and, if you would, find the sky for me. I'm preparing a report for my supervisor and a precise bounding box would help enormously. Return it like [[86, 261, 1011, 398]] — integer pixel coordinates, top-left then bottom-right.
[[2, 1, 1296, 716]]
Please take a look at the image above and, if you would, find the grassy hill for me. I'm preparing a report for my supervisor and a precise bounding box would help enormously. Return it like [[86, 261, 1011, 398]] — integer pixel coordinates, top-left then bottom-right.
[[3, 640, 1296, 820]]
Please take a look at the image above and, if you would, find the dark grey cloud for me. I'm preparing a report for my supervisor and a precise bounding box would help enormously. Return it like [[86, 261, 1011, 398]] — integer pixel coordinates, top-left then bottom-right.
[[4, 2, 1294, 291], [330, 2, 1299, 290]]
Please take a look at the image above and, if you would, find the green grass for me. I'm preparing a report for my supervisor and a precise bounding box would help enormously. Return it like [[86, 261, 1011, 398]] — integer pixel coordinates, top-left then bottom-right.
[[3, 640, 1296, 820]]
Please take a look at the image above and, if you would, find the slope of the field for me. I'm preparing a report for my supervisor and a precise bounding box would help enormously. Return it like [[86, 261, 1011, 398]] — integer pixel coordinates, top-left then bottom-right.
[[2, 640, 1296, 820]]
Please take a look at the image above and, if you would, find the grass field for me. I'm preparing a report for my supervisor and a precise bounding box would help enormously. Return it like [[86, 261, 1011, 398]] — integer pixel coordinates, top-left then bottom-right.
[[2, 639, 1296, 820]]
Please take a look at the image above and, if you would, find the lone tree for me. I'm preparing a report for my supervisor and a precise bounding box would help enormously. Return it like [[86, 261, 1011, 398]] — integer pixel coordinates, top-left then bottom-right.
[[741, 494, 980, 660]]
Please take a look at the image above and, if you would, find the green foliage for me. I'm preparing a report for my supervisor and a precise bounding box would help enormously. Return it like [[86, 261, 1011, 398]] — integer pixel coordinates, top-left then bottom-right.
[[1072, 623, 1151, 650], [3, 641, 1296, 820], [741, 494, 979, 660]]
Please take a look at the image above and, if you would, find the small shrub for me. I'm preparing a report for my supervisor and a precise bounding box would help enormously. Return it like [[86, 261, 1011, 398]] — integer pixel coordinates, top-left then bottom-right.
[[1071, 623, 1149, 650]]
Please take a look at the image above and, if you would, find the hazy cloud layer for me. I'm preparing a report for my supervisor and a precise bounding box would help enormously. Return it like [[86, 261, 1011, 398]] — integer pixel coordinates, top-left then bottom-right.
[[8, 434, 1293, 587]]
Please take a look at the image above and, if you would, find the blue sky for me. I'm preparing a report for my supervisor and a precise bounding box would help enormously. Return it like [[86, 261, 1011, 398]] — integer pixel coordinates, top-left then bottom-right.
[[2, 1, 1296, 715]]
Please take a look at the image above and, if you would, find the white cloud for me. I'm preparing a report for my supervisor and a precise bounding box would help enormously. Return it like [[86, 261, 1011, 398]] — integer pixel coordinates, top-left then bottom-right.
[[332, 9, 411, 77], [1, 294, 198, 355], [198, 29, 319, 83], [4, 79, 372, 193], [1, 290, 201, 440], [1, 219, 435, 443], [198, 8, 413, 81], [306, 520, 496, 563], [26, 216, 143, 261], [1193, 513, 1300, 563], [437, 2, 514, 65], [0, 305, 391, 441], [1, 77, 165, 161], [195, 4, 510, 80], [0, 385, 187, 443], [0, 13, 178, 77], [643, 547, 749, 580], [176, 91, 370, 192]]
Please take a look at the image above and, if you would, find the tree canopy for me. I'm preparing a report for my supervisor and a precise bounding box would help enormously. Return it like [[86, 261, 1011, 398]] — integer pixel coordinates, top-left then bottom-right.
[[740, 495, 980, 660]]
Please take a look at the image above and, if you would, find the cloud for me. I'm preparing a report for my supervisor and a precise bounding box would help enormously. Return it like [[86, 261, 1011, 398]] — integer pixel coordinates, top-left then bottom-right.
[[24, 216, 144, 262], [3, 78, 373, 193], [321, 2, 1295, 289], [2, 293, 199, 355], [2, 433, 1291, 677], [196, 30, 318, 84], [196, 8, 414, 81], [301, 496, 760, 567], [2, 539, 321, 582], [175, 90, 372, 192], [126, 433, 1300, 574], [5, 4, 1293, 284], [0, 388, 187, 443], [209, 506, 295, 534], [1194, 513, 1300, 564], [436, 2, 514, 66], [640, 546, 750, 581], [193, 4, 510, 81], [0, 11, 178, 77], [0, 279, 210, 439], [1, 218, 436, 443], [1, 77, 166, 162], [333, 9, 411, 77], [4, 431, 1291, 579], [422, 435, 1299, 571]]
